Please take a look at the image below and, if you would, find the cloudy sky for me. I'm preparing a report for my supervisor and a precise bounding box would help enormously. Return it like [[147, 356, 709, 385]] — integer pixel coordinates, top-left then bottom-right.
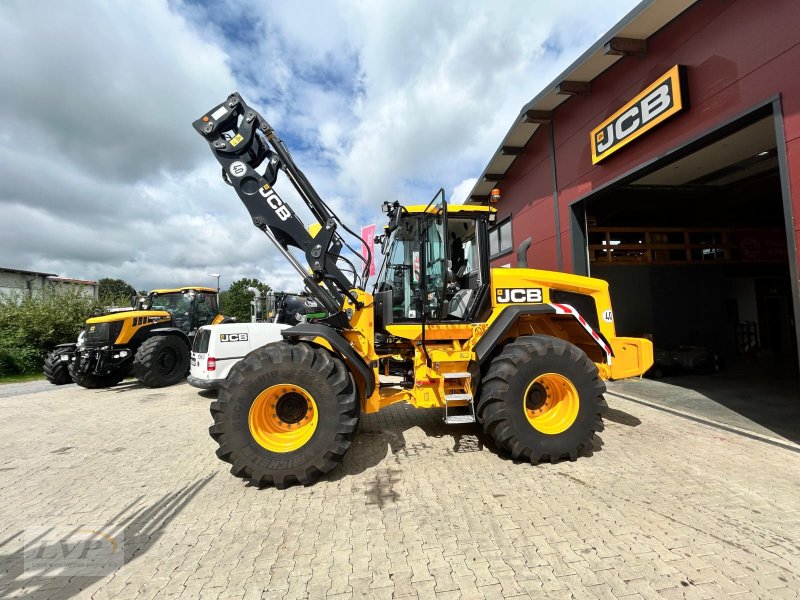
[[0, 0, 638, 293]]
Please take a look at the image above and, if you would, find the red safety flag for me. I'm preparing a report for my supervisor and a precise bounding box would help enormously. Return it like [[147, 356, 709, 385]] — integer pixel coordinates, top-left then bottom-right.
[[361, 224, 376, 277]]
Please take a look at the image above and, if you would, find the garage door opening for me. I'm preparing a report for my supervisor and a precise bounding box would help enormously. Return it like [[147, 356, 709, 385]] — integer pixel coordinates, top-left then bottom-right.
[[582, 113, 799, 441]]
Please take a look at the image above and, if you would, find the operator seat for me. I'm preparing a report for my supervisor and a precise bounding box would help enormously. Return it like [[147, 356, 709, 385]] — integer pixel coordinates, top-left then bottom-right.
[[448, 288, 473, 319]]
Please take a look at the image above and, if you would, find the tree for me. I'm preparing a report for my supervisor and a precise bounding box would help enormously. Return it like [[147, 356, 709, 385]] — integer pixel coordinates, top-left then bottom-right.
[[98, 278, 137, 304], [220, 278, 271, 323]]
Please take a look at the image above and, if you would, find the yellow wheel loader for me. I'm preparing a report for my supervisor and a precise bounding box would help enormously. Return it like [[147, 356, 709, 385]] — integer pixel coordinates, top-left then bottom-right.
[[194, 93, 653, 488], [46, 287, 228, 389]]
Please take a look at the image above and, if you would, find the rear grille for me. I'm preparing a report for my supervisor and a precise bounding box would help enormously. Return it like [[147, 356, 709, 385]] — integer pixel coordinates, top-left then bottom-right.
[[550, 290, 600, 331]]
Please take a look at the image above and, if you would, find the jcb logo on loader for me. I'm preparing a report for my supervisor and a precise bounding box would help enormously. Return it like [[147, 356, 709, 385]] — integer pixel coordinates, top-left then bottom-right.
[[496, 288, 543, 304], [220, 333, 248, 343], [259, 185, 292, 222]]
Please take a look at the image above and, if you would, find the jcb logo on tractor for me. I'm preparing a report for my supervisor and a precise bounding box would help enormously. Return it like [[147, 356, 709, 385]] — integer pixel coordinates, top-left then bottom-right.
[[259, 185, 291, 221], [220, 333, 249, 343], [496, 288, 543, 304]]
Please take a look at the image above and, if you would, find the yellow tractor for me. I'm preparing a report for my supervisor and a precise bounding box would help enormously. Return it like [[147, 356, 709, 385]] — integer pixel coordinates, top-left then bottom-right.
[[194, 93, 653, 488], [45, 286, 227, 388]]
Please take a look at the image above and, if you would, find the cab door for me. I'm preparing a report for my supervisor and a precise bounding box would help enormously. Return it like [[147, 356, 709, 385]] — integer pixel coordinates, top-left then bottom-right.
[[420, 189, 448, 322]]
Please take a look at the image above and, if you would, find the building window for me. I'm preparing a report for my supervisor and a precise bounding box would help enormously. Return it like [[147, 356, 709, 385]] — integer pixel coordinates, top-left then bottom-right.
[[489, 217, 513, 258]]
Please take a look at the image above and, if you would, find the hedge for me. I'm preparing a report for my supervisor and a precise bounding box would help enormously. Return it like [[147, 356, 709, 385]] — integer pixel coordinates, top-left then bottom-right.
[[0, 289, 108, 375]]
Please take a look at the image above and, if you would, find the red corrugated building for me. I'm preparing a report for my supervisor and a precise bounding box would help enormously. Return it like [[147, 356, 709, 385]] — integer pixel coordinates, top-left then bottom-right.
[[468, 0, 799, 371]]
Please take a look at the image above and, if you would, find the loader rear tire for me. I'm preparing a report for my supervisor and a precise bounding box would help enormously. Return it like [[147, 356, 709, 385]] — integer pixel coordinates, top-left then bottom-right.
[[44, 349, 73, 385], [133, 335, 189, 388], [209, 341, 359, 489], [68, 364, 125, 389], [478, 335, 606, 464]]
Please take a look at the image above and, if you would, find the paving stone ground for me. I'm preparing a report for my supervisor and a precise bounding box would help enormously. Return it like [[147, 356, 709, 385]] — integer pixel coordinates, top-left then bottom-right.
[[0, 380, 798, 599]]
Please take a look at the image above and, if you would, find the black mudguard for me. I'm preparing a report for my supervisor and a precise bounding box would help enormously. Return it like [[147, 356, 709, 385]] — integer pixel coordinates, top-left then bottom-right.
[[475, 304, 613, 365], [147, 327, 192, 345], [281, 324, 375, 397]]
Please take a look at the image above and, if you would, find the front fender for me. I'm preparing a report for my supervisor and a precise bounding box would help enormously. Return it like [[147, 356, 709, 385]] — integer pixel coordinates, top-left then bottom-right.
[[281, 324, 375, 397]]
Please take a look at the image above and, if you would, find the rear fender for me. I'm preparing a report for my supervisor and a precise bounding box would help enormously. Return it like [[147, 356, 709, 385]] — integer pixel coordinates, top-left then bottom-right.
[[146, 328, 192, 347], [476, 304, 612, 365]]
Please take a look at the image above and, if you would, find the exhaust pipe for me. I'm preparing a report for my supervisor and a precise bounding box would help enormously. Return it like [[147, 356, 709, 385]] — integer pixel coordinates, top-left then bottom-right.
[[516, 237, 532, 268]]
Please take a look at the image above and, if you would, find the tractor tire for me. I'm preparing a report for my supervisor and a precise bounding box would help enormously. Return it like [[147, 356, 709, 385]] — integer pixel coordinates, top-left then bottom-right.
[[478, 335, 606, 464], [209, 341, 359, 489], [68, 364, 125, 389], [43, 349, 73, 385], [133, 335, 190, 388]]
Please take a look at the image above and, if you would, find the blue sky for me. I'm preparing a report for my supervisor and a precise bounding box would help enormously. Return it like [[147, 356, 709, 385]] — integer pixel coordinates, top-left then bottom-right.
[[0, 0, 639, 292]]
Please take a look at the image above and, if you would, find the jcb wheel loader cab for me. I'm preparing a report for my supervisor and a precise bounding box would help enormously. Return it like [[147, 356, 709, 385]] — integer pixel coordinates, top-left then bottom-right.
[[209, 342, 359, 488], [65, 286, 223, 389]]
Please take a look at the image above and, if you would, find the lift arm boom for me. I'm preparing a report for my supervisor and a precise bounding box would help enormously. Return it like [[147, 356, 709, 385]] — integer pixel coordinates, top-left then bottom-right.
[[192, 93, 368, 318]]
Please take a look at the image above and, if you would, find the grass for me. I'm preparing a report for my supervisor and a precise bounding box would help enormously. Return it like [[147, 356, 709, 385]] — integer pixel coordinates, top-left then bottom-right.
[[0, 372, 45, 385]]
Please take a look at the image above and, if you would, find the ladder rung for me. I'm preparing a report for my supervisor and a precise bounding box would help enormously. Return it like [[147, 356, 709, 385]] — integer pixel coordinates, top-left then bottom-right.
[[443, 372, 471, 379], [445, 414, 476, 424], [445, 393, 472, 402]]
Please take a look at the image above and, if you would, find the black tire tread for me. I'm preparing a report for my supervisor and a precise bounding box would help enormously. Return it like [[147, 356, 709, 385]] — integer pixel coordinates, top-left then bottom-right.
[[209, 341, 359, 488], [478, 335, 606, 464], [67, 363, 125, 389], [43, 349, 73, 385], [133, 335, 190, 388]]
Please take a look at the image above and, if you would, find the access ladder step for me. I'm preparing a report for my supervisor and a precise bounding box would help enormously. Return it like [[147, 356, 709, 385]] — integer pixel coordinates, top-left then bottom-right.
[[445, 393, 473, 402], [443, 372, 471, 379], [444, 414, 476, 425]]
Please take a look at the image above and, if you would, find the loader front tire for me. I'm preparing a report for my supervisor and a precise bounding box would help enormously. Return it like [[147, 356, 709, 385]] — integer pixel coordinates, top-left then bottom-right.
[[478, 335, 606, 464], [209, 341, 359, 489], [44, 349, 73, 385], [133, 335, 189, 388]]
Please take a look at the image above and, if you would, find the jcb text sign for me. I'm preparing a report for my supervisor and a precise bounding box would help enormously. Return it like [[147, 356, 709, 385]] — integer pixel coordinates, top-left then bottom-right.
[[590, 65, 688, 164]]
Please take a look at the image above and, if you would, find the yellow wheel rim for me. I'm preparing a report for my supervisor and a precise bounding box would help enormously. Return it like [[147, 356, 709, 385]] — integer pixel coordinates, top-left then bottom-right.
[[248, 384, 318, 453], [523, 373, 580, 435]]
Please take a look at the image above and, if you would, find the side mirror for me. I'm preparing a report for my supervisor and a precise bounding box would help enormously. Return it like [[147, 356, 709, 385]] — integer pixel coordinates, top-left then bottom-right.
[[374, 234, 388, 254]]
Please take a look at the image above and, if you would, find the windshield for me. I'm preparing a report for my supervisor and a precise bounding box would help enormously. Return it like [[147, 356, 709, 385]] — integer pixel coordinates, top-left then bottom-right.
[[150, 292, 191, 314], [375, 217, 420, 322], [148, 291, 218, 326], [374, 212, 448, 322]]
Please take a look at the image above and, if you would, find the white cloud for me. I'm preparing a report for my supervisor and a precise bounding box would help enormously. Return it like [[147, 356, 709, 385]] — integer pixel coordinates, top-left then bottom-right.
[[450, 178, 479, 205], [331, 1, 639, 205]]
